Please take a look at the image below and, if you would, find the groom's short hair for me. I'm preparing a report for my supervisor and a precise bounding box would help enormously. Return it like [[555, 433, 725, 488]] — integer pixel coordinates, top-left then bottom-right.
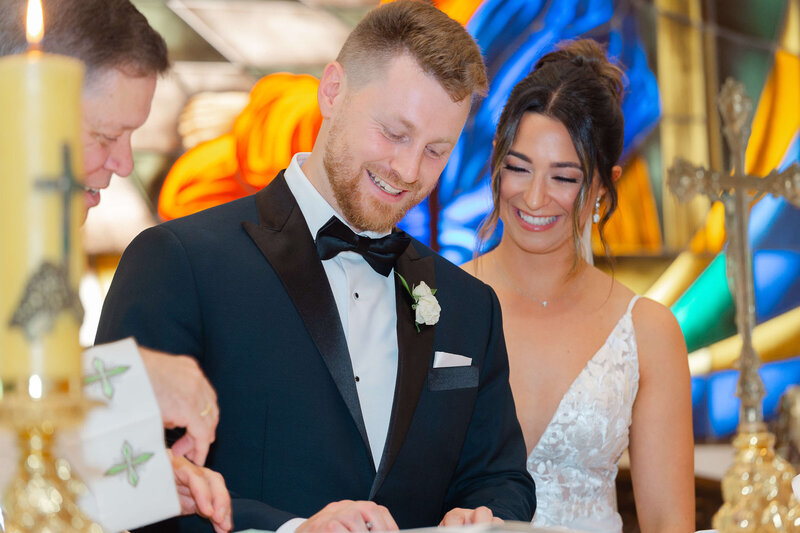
[[336, 0, 488, 103]]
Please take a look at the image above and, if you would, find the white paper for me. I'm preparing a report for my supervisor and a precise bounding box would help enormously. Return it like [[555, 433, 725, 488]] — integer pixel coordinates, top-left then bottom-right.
[[70, 338, 180, 531], [0, 338, 180, 532]]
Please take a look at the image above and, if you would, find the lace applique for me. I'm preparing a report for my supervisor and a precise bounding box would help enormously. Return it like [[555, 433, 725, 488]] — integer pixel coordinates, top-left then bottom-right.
[[528, 296, 640, 533]]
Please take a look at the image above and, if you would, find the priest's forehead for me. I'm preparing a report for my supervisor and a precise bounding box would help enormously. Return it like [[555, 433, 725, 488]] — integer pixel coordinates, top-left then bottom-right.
[[82, 68, 156, 134]]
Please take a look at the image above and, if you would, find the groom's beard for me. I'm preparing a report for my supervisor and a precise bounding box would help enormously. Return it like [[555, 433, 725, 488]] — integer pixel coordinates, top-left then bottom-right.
[[323, 117, 422, 234]]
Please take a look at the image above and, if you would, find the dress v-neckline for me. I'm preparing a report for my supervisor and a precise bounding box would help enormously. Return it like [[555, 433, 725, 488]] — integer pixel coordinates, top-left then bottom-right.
[[529, 305, 634, 453]]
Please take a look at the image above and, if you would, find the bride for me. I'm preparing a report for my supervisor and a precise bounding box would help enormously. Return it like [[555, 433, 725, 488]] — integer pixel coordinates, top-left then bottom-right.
[[463, 40, 694, 532]]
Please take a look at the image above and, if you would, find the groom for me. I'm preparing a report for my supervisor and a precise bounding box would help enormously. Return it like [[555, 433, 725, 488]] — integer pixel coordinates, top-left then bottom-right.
[[96, 1, 535, 531]]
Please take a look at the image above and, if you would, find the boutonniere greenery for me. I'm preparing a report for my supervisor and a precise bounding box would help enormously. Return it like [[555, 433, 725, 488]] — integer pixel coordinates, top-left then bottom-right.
[[396, 273, 440, 332]]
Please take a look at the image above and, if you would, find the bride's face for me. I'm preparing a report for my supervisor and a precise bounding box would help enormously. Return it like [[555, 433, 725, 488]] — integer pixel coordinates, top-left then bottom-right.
[[498, 112, 602, 256]]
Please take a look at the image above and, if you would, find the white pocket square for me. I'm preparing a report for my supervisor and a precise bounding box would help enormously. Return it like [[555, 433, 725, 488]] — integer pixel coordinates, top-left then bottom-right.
[[433, 351, 472, 368]]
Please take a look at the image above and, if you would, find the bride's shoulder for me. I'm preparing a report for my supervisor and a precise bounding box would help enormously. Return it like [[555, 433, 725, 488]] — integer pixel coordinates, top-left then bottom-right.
[[630, 295, 680, 331], [629, 294, 688, 366], [597, 272, 676, 333], [594, 276, 687, 364]]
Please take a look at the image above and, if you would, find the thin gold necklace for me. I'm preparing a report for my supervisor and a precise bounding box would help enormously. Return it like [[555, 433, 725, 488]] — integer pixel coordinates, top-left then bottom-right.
[[491, 254, 587, 307]]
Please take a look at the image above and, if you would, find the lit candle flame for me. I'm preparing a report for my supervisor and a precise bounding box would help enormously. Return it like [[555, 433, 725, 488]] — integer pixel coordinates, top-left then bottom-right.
[[26, 0, 44, 49]]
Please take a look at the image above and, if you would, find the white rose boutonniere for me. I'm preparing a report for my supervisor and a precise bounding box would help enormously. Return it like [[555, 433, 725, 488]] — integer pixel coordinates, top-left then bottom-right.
[[412, 282, 441, 326], [396, 273, 440, 332]]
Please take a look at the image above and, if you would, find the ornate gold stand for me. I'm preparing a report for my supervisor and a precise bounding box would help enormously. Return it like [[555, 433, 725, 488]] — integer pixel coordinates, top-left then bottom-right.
[[714, 431, 800, 531], [0, 389, 102, 533]]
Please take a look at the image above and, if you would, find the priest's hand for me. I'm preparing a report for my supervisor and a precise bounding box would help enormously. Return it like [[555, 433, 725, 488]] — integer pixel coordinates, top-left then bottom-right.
[[170, 451, 233, 533], [439, 507, 503, 527], [297, 500, 398, 533], [140, 347, 219, 464]]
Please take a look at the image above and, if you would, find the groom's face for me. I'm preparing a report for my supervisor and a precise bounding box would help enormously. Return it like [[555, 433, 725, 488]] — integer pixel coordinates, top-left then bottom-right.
[[322, 54, 470, 233]]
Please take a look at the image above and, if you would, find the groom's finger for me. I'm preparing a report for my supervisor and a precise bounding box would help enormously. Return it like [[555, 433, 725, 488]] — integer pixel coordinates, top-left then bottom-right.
[[333, 504, 371, 531], [359, 502, 398, 532], [469, 506, 494, 524], [324, 521, 349, 533], [439, 508, 467, 527]]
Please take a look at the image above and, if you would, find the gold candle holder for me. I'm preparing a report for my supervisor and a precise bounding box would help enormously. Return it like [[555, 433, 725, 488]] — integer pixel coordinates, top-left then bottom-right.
[[0, 385, 100, 533], [714, 432, 800, 531]]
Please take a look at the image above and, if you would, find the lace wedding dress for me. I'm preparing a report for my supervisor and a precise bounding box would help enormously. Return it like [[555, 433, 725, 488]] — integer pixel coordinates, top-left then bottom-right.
[[528, 295, 641, 533]]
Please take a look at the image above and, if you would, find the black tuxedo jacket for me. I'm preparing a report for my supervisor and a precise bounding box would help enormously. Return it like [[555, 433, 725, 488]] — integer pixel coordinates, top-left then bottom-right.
[[96, 172, 535, 532]]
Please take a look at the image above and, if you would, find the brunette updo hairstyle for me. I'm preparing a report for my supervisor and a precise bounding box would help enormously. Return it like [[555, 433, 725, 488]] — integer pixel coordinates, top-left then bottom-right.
[[479, 39, 625, 266]]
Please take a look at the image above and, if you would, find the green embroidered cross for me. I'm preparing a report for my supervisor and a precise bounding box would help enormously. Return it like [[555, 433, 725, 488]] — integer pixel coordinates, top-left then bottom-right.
[[83, 357, 130, 399], [105, 441, 153, 487]]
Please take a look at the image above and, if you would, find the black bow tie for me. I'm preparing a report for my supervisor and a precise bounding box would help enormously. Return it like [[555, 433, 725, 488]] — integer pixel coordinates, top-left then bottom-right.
[[315, 216, 411, 276]]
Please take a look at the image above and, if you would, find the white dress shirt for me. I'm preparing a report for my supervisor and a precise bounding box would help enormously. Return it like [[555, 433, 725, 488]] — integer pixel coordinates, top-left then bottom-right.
[[284, 152, 399, 468]]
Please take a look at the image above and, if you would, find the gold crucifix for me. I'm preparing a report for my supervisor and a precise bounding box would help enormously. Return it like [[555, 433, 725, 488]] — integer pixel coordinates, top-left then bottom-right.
[[668, 77, 800, 530]]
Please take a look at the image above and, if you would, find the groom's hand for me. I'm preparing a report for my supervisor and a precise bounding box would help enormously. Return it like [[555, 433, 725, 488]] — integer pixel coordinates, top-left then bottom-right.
[[439, 507, 503, 527], [297, 500, 398, 533]]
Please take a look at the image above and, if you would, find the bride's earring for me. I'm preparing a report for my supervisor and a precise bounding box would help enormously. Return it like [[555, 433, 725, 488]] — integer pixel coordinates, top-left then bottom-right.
[[592, 196, 601, 224]]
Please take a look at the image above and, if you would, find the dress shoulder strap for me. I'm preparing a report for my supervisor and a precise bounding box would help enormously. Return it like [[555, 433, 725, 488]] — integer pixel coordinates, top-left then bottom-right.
[[625, 294, 642, 316]]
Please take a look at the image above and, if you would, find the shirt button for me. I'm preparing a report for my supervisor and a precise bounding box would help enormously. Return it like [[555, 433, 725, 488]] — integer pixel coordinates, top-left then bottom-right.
[[355, 376, 360, 382], [353, 292, 360, 301]]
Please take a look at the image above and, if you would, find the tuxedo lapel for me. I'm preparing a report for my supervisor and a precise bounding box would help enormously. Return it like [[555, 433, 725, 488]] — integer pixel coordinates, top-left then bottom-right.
[[242, 173, 373, 469], [370, 243, 436, 498]]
